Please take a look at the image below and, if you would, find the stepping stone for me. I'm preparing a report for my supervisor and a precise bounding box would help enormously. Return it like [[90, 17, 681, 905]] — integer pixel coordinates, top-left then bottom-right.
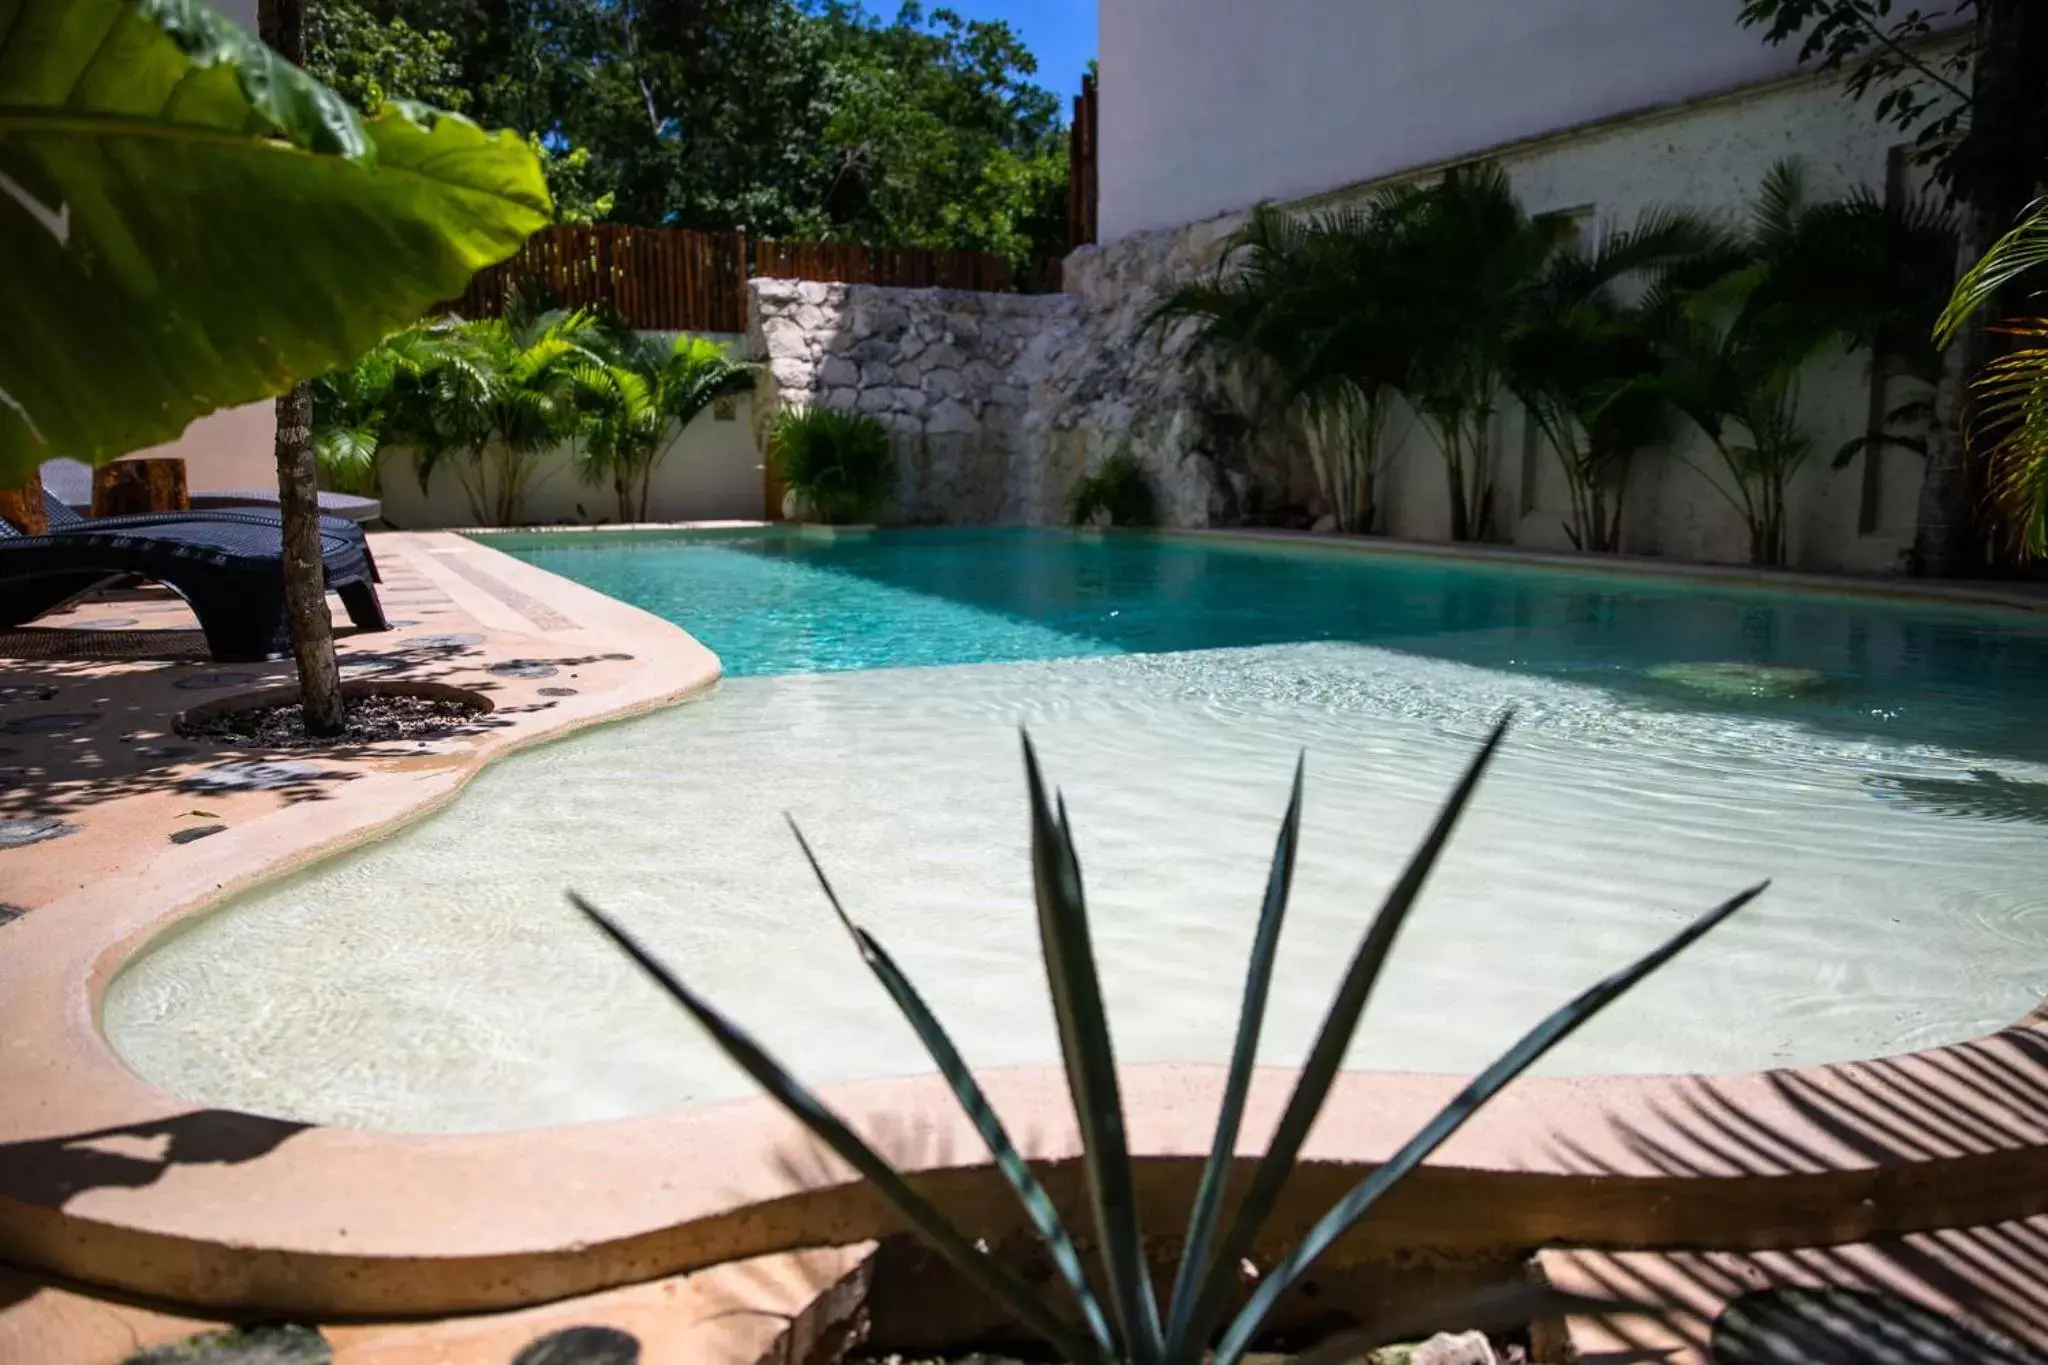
[[539, 686, 579, 697], [406, 633, 485, 649], [0, 685, 56, 704], [123, 1324, 332, 1364], [599, 653, 635, 662], [0, 711, 99, 735], [170, 824, 228, 845], [0, 817, 79, 850], [136, 743, 201, 761], [175, 672, 260, 691], [510, 1326, 640, 1365], [1644, 661, 1827, 700], [182, 761, 325, 793], [489, 660, 559, 679], [1713, 1286, 2044, 1364]]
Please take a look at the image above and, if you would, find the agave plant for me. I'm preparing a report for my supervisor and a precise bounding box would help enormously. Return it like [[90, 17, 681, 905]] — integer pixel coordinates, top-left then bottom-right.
[[1938, 199, 2048, 557], [573, 333, 757, 522], [572, 722, 1764, 1365]]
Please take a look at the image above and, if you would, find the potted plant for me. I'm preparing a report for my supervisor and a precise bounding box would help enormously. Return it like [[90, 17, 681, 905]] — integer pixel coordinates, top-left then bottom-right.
[[769, 406, 897, 535]]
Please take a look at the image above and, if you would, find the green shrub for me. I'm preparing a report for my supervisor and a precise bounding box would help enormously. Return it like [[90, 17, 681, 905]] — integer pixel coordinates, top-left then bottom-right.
[[1068, 448, 1159, 528], [769, 406, 897, 524], [573, 721, 1763, 1365]]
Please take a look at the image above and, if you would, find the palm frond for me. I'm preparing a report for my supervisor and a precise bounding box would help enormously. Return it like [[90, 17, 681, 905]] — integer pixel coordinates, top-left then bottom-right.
[[1940, 198, 2048, 344]]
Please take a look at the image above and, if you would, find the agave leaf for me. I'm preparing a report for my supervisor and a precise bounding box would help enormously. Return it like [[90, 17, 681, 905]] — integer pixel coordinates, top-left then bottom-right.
[[1174, 717, 1512, 1359], [1164, 755, 1305, 1346], [568, 893, 1102, 1365], [0, 0, 551, 479], [1210, 880, 1768, 1365], [1288, 1283, 1639, 1365], [785, 817, 1118, 1362], [1022, 735, 1166, 1363]]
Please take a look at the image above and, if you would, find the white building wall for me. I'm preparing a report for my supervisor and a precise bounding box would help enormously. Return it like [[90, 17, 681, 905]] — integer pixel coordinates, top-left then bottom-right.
[[1103, 0, 1835, 241], [376, 392, 765, 529], [1343, 75, 1928, 573]]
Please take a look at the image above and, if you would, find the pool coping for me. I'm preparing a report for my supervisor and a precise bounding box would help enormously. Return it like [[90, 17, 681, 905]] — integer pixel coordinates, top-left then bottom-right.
[[3, 527, 2047, 1321]]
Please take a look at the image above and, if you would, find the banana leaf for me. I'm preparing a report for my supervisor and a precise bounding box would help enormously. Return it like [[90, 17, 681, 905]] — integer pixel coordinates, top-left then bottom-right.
[[0, 0, 550, 480]]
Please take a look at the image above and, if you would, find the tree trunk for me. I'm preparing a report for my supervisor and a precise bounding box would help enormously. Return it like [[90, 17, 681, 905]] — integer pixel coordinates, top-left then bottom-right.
[[260, 0, 345, 737], [1916, 0, 2048, 576], [273, 382, 346, 735]]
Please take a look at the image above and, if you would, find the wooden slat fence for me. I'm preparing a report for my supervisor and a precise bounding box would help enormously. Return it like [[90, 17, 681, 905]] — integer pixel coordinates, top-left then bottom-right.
[[442, 226, 1063, 332], [1069, 73, 1099, 250], [443, 224, 749, 333]]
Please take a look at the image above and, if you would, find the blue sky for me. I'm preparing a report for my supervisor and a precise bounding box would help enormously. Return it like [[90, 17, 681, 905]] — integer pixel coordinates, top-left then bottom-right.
[[937, 0, 1097, 99]]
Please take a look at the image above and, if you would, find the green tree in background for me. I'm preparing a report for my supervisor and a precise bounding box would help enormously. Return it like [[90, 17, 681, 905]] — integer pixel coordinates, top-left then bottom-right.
[[305, 0, 470, 112], [316, 0, 1077, 263]]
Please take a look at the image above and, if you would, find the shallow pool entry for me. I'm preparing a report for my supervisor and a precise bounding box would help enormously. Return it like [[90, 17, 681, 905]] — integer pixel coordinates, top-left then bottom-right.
[[103, 532, 2048, 1132]]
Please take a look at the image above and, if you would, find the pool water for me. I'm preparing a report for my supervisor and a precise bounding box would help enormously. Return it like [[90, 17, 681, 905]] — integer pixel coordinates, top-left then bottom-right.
[[104, 530, 2048, 1133]]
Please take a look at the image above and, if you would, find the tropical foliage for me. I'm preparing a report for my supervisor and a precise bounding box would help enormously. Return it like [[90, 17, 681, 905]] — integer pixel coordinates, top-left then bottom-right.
[[769, 406, 897, 524], [573, 722, 1765, 1365], [1939, 199, 2048, 556], [0, 0, 550, 483], [573, 331, 757, 522], [1653, 163, 1958, 567], [311, 0, 1074, 267], [1068, 447, 1159, 528], [1160, 160, 1958, 566]]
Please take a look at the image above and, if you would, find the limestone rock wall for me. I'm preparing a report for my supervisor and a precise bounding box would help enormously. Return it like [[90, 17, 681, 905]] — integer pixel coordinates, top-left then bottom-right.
[[746, 231, 1321, 529]]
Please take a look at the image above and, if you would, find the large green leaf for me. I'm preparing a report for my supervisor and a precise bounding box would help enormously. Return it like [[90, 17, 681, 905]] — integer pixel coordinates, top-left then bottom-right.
[[0, 0, 550, 481]]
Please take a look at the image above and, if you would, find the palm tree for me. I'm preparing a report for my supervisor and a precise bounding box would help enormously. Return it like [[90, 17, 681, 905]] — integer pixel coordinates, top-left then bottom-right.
[[1654, 162, 1960, 568], [1504, 209, 1732, 552], [573, 333, 757, 522], [1149, 203, 1405, 534], [1366, 165, 1580, 543], [1939, 198, 2048, 557]]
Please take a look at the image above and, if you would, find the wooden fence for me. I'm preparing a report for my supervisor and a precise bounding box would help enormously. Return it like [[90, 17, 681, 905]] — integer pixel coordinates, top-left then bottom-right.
[[443, 225, 1063, 332], [1069, 73, 1099, 250]]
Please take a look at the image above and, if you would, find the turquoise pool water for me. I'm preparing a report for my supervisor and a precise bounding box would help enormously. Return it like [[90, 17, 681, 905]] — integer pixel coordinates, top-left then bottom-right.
[[104, 529, 2048, 1132], [487, 528, 2048, 762]]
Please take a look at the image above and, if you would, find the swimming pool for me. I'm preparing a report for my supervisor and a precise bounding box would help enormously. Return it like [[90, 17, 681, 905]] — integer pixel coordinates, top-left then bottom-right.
[[104, 530, 2048, 1132]]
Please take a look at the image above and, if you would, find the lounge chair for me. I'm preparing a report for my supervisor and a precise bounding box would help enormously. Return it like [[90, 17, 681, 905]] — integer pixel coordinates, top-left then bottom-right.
[[37, 491, 380, 581], [0, 498, 388, 662]]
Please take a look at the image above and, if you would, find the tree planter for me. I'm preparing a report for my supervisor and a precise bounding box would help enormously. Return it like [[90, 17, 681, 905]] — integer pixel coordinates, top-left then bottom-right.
[[759, 1238, 1541, 1365]]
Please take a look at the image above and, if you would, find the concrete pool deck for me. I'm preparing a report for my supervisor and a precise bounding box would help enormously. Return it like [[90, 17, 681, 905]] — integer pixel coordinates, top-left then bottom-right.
[[4, 527, 2048, 1363]]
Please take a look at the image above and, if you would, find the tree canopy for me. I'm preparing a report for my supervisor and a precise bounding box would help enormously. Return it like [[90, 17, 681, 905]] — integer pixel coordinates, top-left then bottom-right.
[[309, 0, 1075, 263]]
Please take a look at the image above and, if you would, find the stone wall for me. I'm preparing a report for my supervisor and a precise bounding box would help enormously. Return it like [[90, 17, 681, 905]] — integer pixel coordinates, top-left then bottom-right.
[[748, 231, 1318, 530], [750, 279, 1079, 524]]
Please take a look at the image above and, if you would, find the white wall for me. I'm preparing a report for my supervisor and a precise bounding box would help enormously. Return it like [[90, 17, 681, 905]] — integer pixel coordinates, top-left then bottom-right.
[[376, 393, 765, 528], [1345, 75, 1928, 574], [1102, 0, 1838, 241]]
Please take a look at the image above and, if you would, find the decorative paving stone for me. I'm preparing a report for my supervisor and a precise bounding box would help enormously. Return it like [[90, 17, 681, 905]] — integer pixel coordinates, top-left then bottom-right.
[[182, 761, 326, 793], [0, 711, 99, 735], [0, 685, 57, 704], [136, 743, 201, 761], [598, 653, 635, 661], [488, 660, 559, 679], [406, 633, 485, 649], [0, 817, 80, 849], [510, 1326, 640, 1365], [175, 672, 260, 691], [1712, 1287, 2042, 1364], [170, 824, 228, 845], [123, 1323, 333, 1364], [539, 686, 579, 697]]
